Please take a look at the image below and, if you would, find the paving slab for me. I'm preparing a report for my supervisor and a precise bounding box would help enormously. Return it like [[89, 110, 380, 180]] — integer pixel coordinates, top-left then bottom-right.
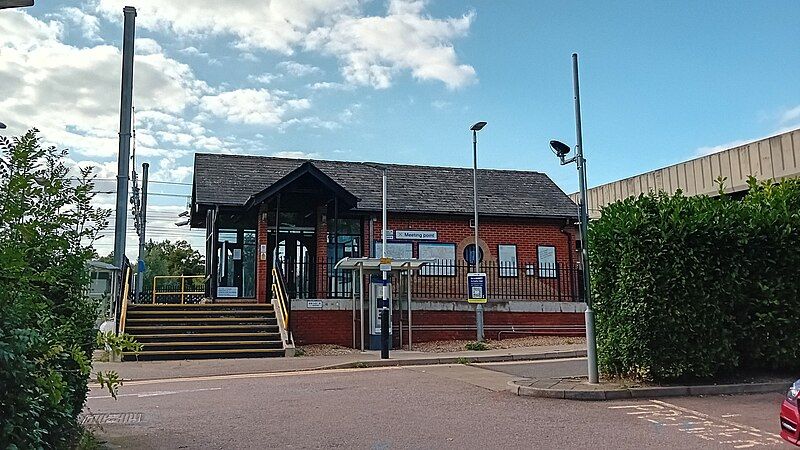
[[93, 344, 586, 381]]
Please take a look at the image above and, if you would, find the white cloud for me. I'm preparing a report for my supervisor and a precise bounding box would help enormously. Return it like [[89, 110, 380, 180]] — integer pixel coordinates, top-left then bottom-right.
[[280, 116, 340, 131], [308, 81, 354, 91], [94, 0, 476, 90], [271, 150, 319, 159], [780, 105, 800, 125], [278, 60, 323, 77], [179, 45, 220, 65], [135, 37, 162, 55], [59, 6, 102, 41], [694, 139, 753, 157], [305, 0, 476, 89], [248, 72, 282, 84], [199, 88, 312, 126], [0, 10, 212, 159], [95, 0, 360, 54], [431, 100, 450, 109]]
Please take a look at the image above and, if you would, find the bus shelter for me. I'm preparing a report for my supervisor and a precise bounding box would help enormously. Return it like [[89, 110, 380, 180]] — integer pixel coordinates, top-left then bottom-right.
[[334, 257, 429, 352]]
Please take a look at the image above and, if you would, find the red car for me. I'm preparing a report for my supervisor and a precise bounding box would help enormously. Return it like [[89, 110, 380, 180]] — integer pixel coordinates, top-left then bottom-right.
[[781, 379, 800, 446]]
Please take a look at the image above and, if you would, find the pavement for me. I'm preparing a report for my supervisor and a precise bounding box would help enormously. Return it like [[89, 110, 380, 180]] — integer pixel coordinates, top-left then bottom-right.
[[92, 343, 586, 381], [510, 376, 793, 401], [84, 357, 791, 449]]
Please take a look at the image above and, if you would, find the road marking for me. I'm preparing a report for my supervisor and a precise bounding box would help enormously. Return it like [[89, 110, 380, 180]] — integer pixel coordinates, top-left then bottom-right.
[[89, 365, 401, 388], [609, 400, 782, 448], [88, 387, 223, 400]]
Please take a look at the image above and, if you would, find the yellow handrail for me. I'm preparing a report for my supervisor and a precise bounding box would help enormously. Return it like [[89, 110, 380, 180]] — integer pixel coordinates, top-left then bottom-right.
[[151, 275, 205, 304], [119, 266, 132, 334], [271, 266, 289, 328]]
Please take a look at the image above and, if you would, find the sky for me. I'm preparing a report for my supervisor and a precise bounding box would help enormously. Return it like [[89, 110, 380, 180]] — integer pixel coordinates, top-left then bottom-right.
[[1, 1, 798, 259]]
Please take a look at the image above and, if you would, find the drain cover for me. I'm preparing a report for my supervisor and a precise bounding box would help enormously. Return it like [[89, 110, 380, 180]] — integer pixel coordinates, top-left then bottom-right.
[[79, 412, 143, 425]]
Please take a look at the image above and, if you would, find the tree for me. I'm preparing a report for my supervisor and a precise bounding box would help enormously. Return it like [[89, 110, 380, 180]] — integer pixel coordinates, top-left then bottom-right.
[[0, 129, 110, 447], [141, 239, 205, 292]]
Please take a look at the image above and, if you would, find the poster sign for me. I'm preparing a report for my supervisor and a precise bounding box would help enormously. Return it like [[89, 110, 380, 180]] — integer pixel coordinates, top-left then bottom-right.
[[538, 246, 557, 278], [307, 300, 323, 308], [217, 286, 239, 298], [419, 243, 456, 276], [467, 272, 487, 304], [396, 230, 437, 240], [374, 242, 412, 260]]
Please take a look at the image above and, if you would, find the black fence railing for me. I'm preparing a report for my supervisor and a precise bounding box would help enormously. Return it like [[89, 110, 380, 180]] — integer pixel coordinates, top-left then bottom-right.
[[277, 259, 582, 302]]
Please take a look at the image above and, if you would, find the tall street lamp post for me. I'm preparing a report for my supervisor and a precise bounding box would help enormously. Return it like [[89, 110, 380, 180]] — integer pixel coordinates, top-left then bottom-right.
[[379, 165, 389, 359], [363, 162, 390, 359], [550, 53, 598, 384], [471, 121, 487, 342]]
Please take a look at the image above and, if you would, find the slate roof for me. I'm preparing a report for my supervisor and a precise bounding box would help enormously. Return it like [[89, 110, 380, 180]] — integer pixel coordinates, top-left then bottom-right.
[[192, 153, 578, 219]]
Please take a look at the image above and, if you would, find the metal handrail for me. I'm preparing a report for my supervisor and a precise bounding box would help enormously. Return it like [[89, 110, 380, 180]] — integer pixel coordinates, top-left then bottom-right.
[[271, 265, 289, 328], [151, 275, 205, 304], [119, 266, 132, 334]]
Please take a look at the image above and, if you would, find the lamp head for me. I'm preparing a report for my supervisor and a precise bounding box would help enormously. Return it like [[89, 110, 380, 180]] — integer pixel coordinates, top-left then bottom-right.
[[0, 122, 6, 129], [550, 140, 571, 158], [470, 121, 487, 131]]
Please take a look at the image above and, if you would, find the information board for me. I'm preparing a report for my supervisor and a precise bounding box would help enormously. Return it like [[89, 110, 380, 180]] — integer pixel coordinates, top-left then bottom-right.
[[467, 272, 487, 303]]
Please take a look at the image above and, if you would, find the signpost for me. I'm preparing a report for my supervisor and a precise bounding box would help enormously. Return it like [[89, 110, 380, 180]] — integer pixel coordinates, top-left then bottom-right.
[[467, 272, 487, 304], [395, 230, 437, 240]]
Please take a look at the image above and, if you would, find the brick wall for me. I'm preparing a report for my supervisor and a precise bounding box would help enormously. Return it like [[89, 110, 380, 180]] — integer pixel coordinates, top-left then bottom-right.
[[365, 214, 576, 266], [291, 309, 584, 347], [292, 310, 354, 346]]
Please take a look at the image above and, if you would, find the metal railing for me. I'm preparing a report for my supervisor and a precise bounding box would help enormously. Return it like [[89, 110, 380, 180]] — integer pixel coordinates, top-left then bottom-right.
[[276, 259, 582, 302], [271, 263, 290, 328], [151, 275, 206, 304], [118, 265, 132, 334]]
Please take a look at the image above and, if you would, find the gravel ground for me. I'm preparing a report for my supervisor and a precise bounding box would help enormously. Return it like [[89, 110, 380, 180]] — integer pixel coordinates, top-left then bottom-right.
[[298, 336, 585, 356], [297, 344, 358, 356], [412, 335, 586, 353]]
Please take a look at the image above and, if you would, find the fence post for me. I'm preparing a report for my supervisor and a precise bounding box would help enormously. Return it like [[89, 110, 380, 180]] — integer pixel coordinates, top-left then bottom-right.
[[181, 276, 185, 304]]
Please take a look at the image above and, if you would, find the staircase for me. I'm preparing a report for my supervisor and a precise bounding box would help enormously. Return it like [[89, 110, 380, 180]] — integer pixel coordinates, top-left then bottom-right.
[[122, 303, 285, 360]]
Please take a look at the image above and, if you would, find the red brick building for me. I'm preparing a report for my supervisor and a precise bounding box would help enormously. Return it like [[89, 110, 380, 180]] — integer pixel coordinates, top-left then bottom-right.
[[190, 154, 586, 348]]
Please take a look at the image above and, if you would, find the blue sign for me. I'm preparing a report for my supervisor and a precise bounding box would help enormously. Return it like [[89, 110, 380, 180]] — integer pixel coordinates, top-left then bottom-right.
[[138, 259, 146, 273], [467, 272, 487, 304]]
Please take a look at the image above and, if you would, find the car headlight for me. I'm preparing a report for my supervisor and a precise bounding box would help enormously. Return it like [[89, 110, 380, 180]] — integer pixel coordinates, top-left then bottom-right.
[[787, 380, 800, 405]]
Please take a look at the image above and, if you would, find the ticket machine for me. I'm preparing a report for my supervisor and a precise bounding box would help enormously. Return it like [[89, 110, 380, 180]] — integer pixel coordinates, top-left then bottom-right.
[[368, 274, 392, 350]]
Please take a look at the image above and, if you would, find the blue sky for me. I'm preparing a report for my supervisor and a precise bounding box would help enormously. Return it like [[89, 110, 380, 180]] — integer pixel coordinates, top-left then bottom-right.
[[1, 1, 798, 256]]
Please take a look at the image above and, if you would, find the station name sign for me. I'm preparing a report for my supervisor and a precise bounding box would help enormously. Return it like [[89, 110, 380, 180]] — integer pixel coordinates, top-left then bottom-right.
[[395, 230, 437, 240]]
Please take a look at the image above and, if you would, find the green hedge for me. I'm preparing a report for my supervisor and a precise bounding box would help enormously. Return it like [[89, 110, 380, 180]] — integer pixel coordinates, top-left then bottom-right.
[[0, 131, 109, 448], [590, 177, 800, 381]]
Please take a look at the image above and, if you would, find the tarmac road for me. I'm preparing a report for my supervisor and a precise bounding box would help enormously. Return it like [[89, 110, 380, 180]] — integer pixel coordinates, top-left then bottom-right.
[[84, 359, 790, 449]]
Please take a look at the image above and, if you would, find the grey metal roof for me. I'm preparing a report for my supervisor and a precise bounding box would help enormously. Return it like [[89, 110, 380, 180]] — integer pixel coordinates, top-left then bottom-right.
[[193, 153, 577, 219]]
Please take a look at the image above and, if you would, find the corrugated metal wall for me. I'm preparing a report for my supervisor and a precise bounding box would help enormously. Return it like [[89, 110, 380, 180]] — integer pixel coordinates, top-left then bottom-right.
[[571, 128, 800, 217]]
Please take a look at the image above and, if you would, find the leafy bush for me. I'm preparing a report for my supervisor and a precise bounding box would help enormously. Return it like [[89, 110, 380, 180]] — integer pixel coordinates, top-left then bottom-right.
[[737, 178, 800, 369], [464, 341, 489, 351], [590, 177, 800, 381], [0, 130, 110, 447]]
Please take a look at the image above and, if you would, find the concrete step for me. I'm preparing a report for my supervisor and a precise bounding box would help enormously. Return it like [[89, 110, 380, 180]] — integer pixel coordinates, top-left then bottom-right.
[[133, 332, 281, 343], [140, 340, 283, 352], [125, 324, 279, 334], [125, 317, 277, 325], [123, 348, 285, 361]]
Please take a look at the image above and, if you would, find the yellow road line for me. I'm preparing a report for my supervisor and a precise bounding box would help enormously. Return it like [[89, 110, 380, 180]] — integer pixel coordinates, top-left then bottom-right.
[[89, 365, 401, 388], [649, 399, 782, 440]]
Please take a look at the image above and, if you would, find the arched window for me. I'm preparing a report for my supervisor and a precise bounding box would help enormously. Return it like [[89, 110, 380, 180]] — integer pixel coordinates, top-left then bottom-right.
[[463, 244, 484, 266]]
